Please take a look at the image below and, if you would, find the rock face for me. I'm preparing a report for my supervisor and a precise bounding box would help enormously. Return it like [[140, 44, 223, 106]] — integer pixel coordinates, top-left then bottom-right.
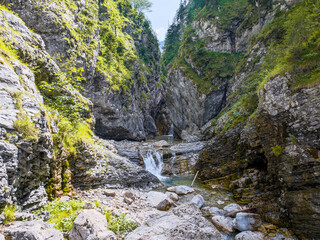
[[4, 221, 64, 240], [69, 209, 116, 240], [125, 203, 224, 240], [70, 140, 161, 189], [163, 0, 275, 140], [0, 3, 164, 210], [0, 7, 57, 210], [194, 2, 320, 239], [5, 0, 170, 141]]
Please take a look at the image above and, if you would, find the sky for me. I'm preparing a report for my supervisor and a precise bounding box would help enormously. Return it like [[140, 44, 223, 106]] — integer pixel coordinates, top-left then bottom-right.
[[145, 0, 181, 42]]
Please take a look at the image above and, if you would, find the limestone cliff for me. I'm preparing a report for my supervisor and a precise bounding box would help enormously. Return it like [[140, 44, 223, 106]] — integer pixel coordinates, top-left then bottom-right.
[[0, 2, 161, 210], [164, 0, 320, 238], [4, 0, 169, 141]]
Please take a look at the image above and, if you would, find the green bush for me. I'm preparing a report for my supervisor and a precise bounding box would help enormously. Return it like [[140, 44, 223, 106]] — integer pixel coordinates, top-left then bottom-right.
[[34, 200, 85, 232], [104, 210, 139, 235], [13, 113, 39, 142], [2, 204, 16, 223]]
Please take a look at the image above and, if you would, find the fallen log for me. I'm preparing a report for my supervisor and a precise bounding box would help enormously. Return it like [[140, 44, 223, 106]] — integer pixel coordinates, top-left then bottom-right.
[[224, 207, 257, 218]]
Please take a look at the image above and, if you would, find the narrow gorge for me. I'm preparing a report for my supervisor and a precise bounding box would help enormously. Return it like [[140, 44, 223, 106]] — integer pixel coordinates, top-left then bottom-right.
[[0, 0, 319, 239]]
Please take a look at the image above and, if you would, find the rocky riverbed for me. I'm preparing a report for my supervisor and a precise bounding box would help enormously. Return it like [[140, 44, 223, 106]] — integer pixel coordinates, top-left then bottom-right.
[[0, 139, 299, 240], [0, 184, 299, 240]]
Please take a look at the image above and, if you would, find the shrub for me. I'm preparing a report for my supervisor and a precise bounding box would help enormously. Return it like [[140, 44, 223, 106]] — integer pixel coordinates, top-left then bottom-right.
[[3, 204, 16, 223], [104, 210, 139, 235], [34, 200, 84, 232], [13, 113, 39, 141]]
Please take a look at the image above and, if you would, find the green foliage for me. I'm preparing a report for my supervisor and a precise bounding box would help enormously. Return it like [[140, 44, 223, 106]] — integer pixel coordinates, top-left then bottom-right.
[[172, 25, 243, 94], [34, 200, 84, 232], [14, 113, 39, 142], [271, 145, 285, 157], [2, 204, 16, 223], [130, 0, 152, 13], [104, 210, 139, 235], [255, 0, 320, 90], [53, 117, 93, 156]]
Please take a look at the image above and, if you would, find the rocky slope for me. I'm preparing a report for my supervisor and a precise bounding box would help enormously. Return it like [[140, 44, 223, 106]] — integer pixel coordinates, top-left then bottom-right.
[[164, 0, 320, 238]]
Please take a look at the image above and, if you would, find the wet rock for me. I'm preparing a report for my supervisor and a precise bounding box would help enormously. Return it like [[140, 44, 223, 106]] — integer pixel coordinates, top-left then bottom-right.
[[190, 194, 205, 208], [156, 199, 172, 211], [165, 192, 179, 202], [4, 221, 63, 240], [170, 142, 206, 154], [126, 203, 224, 240], [223, 203, 242, 216], [211, 215, 234, 233], [235, 231, 265, 240], [208, 207, 225, 216], [69, 209, 116, 240], [233, 213, 262, 231], [167, 185, 194, 195]]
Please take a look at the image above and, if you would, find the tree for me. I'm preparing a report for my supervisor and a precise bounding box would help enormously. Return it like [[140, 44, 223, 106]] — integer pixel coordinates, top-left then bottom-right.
[[248, 0, 272, 28], [130, 0, 152, 13]]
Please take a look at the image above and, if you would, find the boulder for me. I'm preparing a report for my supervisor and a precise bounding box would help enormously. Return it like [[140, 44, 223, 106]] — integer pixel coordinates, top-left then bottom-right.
[[223, 203, 242, 216], [146, 191, 168, 207], [4, 221, 63, 240], [165, 192, 179, 202], [211, 215, 234, 233], [156, 199, 173, 211], [167, 185, 194, 195], [153, 140, 170, 148], [235, 231, 265, 240], [208, 207, 224, 216], [69, 209, 116, 240], [104, 190, 116, 197], [233, 213, 262, 231], [190, 194, 205, 208], [125, 203, 224, 240]]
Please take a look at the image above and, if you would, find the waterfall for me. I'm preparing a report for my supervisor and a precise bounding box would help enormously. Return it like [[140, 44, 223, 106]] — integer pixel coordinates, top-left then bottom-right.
[[141, 150, 166, 181], [168, 124, 174, 136]]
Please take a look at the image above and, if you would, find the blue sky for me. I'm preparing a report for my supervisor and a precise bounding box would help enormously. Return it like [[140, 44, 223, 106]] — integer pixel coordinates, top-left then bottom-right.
[[145, 0, 181, 42]]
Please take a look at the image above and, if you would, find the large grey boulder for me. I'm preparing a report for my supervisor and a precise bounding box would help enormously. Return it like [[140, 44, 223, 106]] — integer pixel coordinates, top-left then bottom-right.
[[223, 203, 242, 216], [233, 213, 262, 231], [69, 209, 116, 240], [167, 185, 194, 195], [4, 221, 63, 240], [190, 194, 205, 208], [125, 203, 224, 240], [211, 215, 234, 233]]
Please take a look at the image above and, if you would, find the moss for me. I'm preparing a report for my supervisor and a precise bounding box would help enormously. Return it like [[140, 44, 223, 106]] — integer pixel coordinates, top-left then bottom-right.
[[271, 145, 285, 157]]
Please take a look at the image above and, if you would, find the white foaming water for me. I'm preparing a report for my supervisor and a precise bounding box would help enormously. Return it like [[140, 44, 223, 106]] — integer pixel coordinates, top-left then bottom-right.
[[141, 150, 166, 181], [168, 124, 174, 136]]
